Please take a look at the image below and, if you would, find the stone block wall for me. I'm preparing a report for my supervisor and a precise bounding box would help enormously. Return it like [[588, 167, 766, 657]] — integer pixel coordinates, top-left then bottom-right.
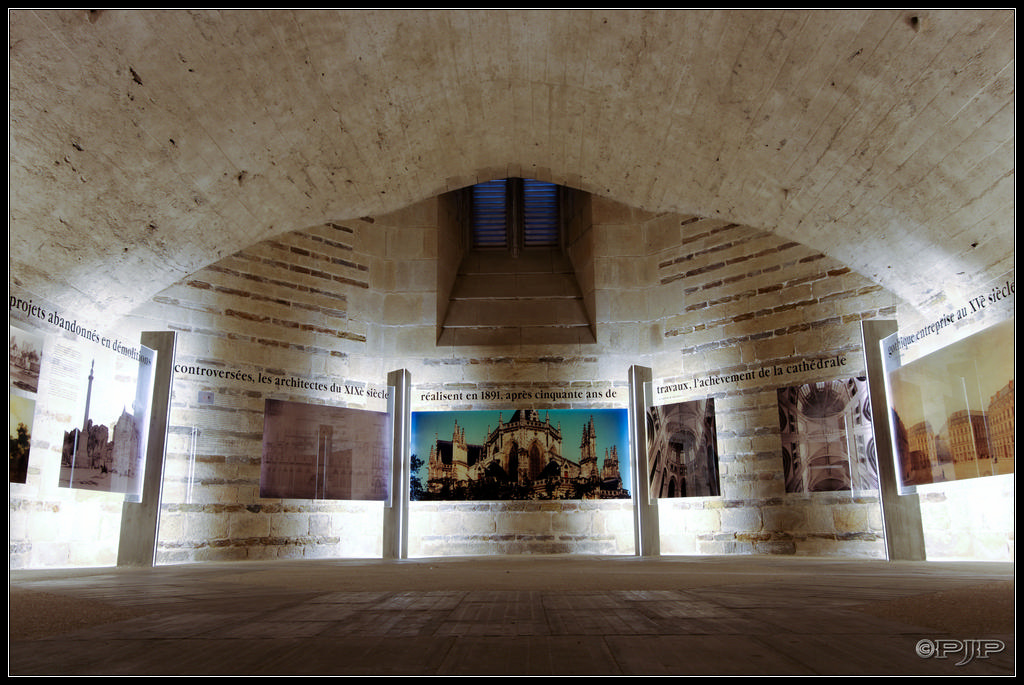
[[8, 483, 125, 569], [657, 494, 886, 558], [121, 217, 391, 564], [409, 500, 635, 557], [397, 195, 897, 559], [643, 213, 897, 558], [9, 190, 1014, 568]]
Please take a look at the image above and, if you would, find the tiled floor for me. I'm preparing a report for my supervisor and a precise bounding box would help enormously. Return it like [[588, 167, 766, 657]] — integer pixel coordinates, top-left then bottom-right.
[[8, 555, 1015, 676]]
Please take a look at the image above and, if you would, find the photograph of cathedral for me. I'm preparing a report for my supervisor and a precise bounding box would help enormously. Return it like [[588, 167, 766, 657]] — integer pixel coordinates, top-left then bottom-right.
[[886, 319, 1015, 492], [411, 408, 630, 501], [57, 345, 157, 498], [777, 377, 878, 494], [646, 399, 721, 498], [260, 399, 390, 501]]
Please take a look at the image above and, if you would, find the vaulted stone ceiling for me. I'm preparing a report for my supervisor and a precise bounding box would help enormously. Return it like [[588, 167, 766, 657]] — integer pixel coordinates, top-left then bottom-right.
[[8, 9, 1015, 324]]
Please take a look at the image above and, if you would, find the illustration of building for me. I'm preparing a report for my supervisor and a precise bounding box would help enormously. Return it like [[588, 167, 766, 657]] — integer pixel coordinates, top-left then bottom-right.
[[8, 330, 42, 394], [901, 420, 939, 485], [260, 400, 389, 501], [987, 380, 1014, 473], [906, 421, 938, 468], [947, 409, 991, 480]]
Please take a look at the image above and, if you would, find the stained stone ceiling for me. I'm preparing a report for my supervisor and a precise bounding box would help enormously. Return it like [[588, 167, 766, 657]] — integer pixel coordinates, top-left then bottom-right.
[[8, 9, 1016, 325]]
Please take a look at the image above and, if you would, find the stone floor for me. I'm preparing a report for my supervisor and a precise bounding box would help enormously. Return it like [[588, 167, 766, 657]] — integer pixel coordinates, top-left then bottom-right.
[[8, 555, 1016, 676]]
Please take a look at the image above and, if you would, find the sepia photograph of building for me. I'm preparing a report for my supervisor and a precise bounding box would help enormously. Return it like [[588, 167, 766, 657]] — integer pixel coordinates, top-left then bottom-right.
[[887, 319, 1015, 490], [777, 377, 878, 494], [9, 325, 43, 395], [412, 408, 630, 501], [58, 356, 150, 497], [260, 399, 390, 501], [646, 399, 721, 498]]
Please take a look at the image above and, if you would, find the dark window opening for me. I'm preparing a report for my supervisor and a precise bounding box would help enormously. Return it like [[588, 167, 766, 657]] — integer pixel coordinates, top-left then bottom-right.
[[471, 179, 509, 249], [469, 178, 562, 253], [522, 178, 560, 247]]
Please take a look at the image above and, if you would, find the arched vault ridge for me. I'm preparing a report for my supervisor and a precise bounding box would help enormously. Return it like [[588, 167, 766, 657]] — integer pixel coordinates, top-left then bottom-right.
[[8, 9, 1015, 323]]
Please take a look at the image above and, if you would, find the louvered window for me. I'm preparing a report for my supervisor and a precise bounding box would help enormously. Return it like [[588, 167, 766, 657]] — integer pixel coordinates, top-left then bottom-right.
[[470, 178, 562, 252], [471, 180, 509, 248], [522, 179, 559, 247]]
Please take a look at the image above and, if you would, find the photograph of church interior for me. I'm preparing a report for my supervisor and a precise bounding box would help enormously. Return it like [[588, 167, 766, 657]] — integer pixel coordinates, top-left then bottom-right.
[[7, 9, 1014, 676]]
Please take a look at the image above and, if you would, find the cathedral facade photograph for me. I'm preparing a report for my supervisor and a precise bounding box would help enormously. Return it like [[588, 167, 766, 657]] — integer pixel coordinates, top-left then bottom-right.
[[412, 408, 630, 501]]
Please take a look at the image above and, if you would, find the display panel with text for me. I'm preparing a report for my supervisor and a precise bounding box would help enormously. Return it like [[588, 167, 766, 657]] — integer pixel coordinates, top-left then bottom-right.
[[260, 399, 390, 501], [885, 319, 1014, 493], [411, 408, 630, 501]]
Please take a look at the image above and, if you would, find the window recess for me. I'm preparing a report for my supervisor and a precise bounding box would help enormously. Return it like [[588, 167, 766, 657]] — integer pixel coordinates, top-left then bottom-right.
[[470, 178, 563, 255]]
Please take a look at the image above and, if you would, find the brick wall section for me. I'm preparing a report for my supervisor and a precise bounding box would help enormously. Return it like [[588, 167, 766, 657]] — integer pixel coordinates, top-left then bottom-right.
[[398, 197, 897, 558], [13, 193, 1009, 568], [141, 196, 899, 561], [645, 213, 898, 558], [410, 500, 635, 557], [132, 220, 386, 564]]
